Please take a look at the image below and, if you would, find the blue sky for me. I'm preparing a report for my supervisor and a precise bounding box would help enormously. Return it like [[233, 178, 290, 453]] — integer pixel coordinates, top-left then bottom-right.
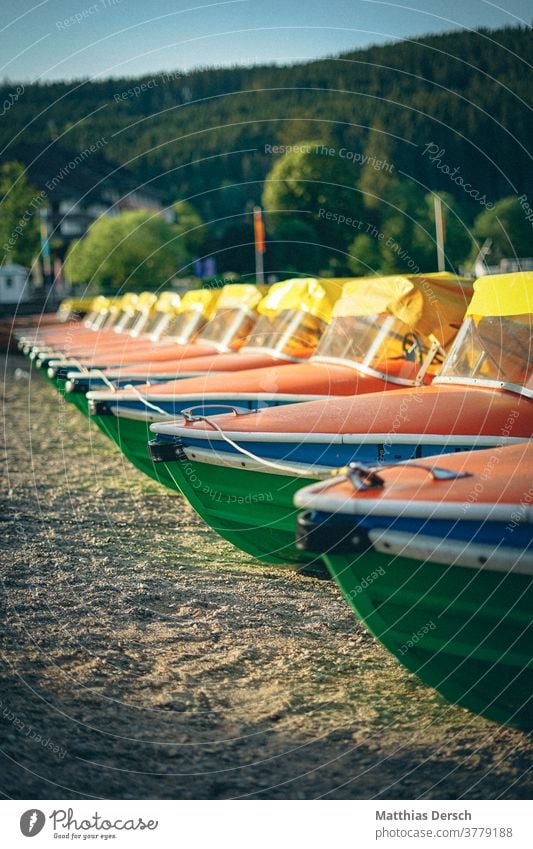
[[1, 0, 531, 82]]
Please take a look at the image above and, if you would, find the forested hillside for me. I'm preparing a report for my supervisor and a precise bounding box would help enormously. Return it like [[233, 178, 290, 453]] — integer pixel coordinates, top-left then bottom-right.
[[3, 24, 532, 274]]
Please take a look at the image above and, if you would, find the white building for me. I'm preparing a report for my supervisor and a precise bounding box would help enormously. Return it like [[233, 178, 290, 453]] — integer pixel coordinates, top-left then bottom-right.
[[0, 264, 30, 304]]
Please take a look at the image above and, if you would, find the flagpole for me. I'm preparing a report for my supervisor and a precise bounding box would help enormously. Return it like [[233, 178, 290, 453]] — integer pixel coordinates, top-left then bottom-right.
[[433, 194, 445, 272]]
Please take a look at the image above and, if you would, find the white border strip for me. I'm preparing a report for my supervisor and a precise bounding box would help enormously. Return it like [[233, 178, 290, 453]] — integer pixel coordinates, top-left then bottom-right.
[[180, 445, 333, 478], [294, 485, 533, 523], [435, 375, 533, 399], [150, 421, 528, 448], [88, 390, 335, 404], [369, 529, 533, 574]]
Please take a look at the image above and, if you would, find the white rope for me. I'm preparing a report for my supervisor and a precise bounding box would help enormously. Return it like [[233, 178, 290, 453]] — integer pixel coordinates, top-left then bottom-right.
[[193, 425, 472, 485], [63, 357, 87, 372], [156, 406, 476, 484], [89, 369, 117, 391], [190, 413, 319, 477], [122, 391, 327, 478], [58, 359, 115, 391], [123, 384, 170, 417]]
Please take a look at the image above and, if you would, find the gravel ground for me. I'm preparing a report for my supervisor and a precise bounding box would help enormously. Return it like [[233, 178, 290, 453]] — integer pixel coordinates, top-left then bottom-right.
[[1, 352, 532, 800]]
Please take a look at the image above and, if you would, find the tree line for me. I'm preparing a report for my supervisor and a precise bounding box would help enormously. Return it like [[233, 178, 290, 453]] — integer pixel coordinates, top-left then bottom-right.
[[0, 24, 531, 285]]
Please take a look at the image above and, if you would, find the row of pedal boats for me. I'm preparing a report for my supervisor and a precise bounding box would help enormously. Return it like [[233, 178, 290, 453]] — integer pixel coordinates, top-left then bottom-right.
[[18, 271, 533, 730]]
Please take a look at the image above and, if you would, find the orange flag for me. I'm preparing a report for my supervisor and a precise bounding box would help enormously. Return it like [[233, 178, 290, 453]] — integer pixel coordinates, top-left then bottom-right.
[[253, 206, 266, 253]]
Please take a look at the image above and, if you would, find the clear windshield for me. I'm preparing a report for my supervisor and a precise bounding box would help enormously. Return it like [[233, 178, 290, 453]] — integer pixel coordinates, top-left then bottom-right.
[[141, 311, 171, 338], [83, 308, 100, 328], [437, 314, 533, 392], [96, 309, 118, 329], [81, 307, 101, 327], [114, 309, 142, 333], [129, 310, 152, 336], [313, 313, 439, 382], [242, 309, 326, 359], [163, 308, 208, 343], [103, 310, 125, 330], [199, 307, 257, 351], [56, 303, 72, 321]]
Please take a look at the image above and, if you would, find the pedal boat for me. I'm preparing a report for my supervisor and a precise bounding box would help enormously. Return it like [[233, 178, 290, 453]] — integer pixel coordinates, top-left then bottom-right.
[[28, 292, 159, 365], [18, 294, 123, 360], [18, 294, 132, 393], [42, 284, 251, 378], [18, 294, 115, 348], [38, 293, 189, 395], [294, 442, 533, 729], [65, 277, 346, 397], [58, 288, 220, 408], [24, 293, 160, 397], [86, 271, 469, 405], [149, 272, 533, 566], [7, 295, 95, 353], [83, 278, 346, 481]]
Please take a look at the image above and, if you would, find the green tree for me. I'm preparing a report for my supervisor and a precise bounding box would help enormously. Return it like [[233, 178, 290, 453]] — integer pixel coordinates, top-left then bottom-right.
[[172, 200, 204, 256], [381, 189, 472, 273], [0, 161, 42, 266], [347, 233, 382, 276], [409, 191, 472, 272], [64, 209, 185, 292], [0, 25, 531, 239], [471, 196, 533, 263], [268, 218, 322, 275], [262, 141, 363, 261], [358, 124, 396, 211], [347, 185, 472, 275]]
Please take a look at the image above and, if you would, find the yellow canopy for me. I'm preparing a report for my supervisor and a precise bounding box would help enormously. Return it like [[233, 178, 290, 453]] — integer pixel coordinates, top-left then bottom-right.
[[257, 277, 346, 323], [58, 295, 108, 317], [135, 292, 159, 311], [466, 272, 533, 318], [56, 296, 97, 321], [154, 291, 181, 314], [333, 273, 472, 346], [90, 296, 110, 309], [99, 296, 121, 314], [214, 284, 264, 311], [103, 296, 122, 309], [179, 288, 220, 318], [116, 292, 139, 311], [58, 296, 95, 312]]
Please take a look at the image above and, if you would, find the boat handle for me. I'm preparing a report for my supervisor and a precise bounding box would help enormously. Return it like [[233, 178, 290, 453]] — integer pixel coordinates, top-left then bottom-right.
[[345, 460, 473, 491], [345, 463, 385, 491], [181, 404, 252, 422], [386, 462, 473, 481]]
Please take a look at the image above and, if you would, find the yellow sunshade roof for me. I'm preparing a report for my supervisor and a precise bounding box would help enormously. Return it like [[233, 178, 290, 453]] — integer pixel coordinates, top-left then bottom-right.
[[154, 292, 181, 313], [466, 272, 533, 318], [333, 272, 472, 346], [258, 277, 346, 323], [59, 296, 95, 311], [114, 292, 140, 311], [215, 283, 264, 311], [135, 292, 159, 310], [89, 296, 110, 310], [178, 288, 219, 318]]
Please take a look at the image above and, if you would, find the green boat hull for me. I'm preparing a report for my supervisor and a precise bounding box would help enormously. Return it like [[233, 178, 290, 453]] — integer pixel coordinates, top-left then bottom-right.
[[67, 391, 90, 416], [158, 454, 319, 566], [84, 415, 324, 570], [33, 362, 68, 396], [49, 374, 72, 399], [323, 549, 533, 729], [90, 413, 183, 491]]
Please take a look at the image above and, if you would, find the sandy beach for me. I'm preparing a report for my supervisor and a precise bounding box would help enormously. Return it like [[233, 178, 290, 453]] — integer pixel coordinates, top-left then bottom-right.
[[1, 353, 532, 800]]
